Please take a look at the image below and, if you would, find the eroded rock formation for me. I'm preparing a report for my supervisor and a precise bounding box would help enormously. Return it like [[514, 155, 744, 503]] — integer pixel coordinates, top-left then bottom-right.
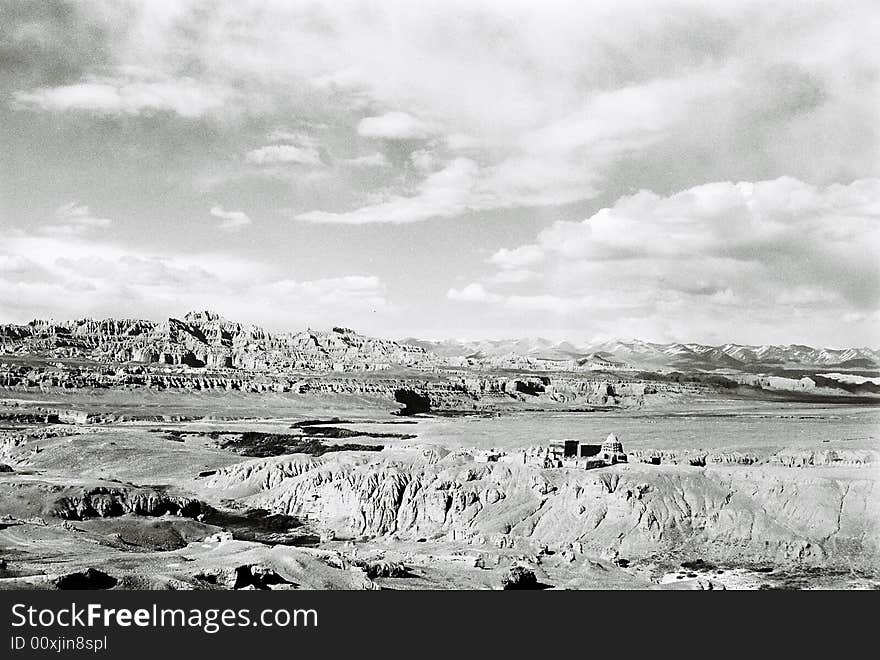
[[49, 486, 201, 520], [0, 312, 434, 373], [201, 449, 880, 570]]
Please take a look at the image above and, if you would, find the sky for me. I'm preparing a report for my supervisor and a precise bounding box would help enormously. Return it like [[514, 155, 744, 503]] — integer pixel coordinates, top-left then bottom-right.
[[1, 0, 878, 347]]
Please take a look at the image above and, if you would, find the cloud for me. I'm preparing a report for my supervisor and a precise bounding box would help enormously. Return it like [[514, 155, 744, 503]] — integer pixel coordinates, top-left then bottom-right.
[[341, 152, 389, 168], [467, 69, 738, 208], [11, 2, 880, 222], [244, 130, 325, 167], [39, 203, 113, 236], [488, 245, 545, 270], [4, 2, 880, 344], [410, 149, 438, 173], [209, 205, 253, 232], [447, 283, 499, 303], [0, 231, 389, 330], [357, 111, 435, 140], [295, 158, 479, 224], [13, 68, 231, 118], [245, 144, 324, 166], [296, 71, 727, 224], [450, 177, 880, 344], [294, 67, 763, 222]]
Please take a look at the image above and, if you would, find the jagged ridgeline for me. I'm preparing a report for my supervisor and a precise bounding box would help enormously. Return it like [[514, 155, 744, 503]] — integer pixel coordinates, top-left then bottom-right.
[[406, 337, 880, 371], [1, 310, 878, 374], [0, 310, 435, 372]]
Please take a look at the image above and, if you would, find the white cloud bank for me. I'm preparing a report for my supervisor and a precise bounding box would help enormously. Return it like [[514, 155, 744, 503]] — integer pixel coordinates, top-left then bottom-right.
[[0, 232, 390, 331], [448, 177, 880, 345]]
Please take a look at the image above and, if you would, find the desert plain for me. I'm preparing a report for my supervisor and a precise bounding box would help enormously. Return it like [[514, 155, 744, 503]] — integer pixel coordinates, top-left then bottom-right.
[[1, 312, 878, 590]]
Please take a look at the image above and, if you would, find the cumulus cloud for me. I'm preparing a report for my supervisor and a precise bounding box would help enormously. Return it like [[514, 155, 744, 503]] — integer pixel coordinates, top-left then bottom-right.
[[209, 205, 252, 232], [357, 111, 435, 140], [450, 177, 880, 344]]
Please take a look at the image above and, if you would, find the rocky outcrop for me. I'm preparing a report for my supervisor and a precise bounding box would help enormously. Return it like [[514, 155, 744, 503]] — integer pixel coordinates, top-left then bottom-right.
[[394, 389, 431, 415], [0, 360, 701, 412], [53, 568, 117, 590], [202, 450, 880, 571], [769, 449, 879, 468], [202, 455, 325, 495], [49, 486, 202, 520], [628, 450, 762, 466], [0, 312, 434, 373], [194, 564, 294, 590], [0, 312, 718, 412], [514, 378, 548, 396], [3, 314, 878, 378], [627, 448, 879, 468], [352, 559, 409, 579]]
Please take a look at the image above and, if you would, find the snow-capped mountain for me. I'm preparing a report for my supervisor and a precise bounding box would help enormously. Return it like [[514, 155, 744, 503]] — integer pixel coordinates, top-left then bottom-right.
[[404, 337, 880, 371]]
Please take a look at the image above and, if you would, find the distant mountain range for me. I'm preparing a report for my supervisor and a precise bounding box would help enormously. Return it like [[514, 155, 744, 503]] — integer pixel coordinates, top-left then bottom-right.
[[402, 337, 880, 371], [0, 311, 875, 373]]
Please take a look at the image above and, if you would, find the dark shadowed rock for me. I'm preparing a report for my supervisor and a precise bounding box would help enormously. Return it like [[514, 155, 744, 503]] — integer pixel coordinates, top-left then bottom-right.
[[355, 559, 410, 579], [54, 568, 117, 590], [514, 378, 547, 396], [49, 487, 202, 520], [394, 389, 430, 415], [194, 564, 294, 590], [501, 565, 539, 590]]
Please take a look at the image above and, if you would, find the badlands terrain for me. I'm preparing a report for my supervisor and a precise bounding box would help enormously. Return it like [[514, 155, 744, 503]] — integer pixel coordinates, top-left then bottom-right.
[[0, 311, 878, 590]]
